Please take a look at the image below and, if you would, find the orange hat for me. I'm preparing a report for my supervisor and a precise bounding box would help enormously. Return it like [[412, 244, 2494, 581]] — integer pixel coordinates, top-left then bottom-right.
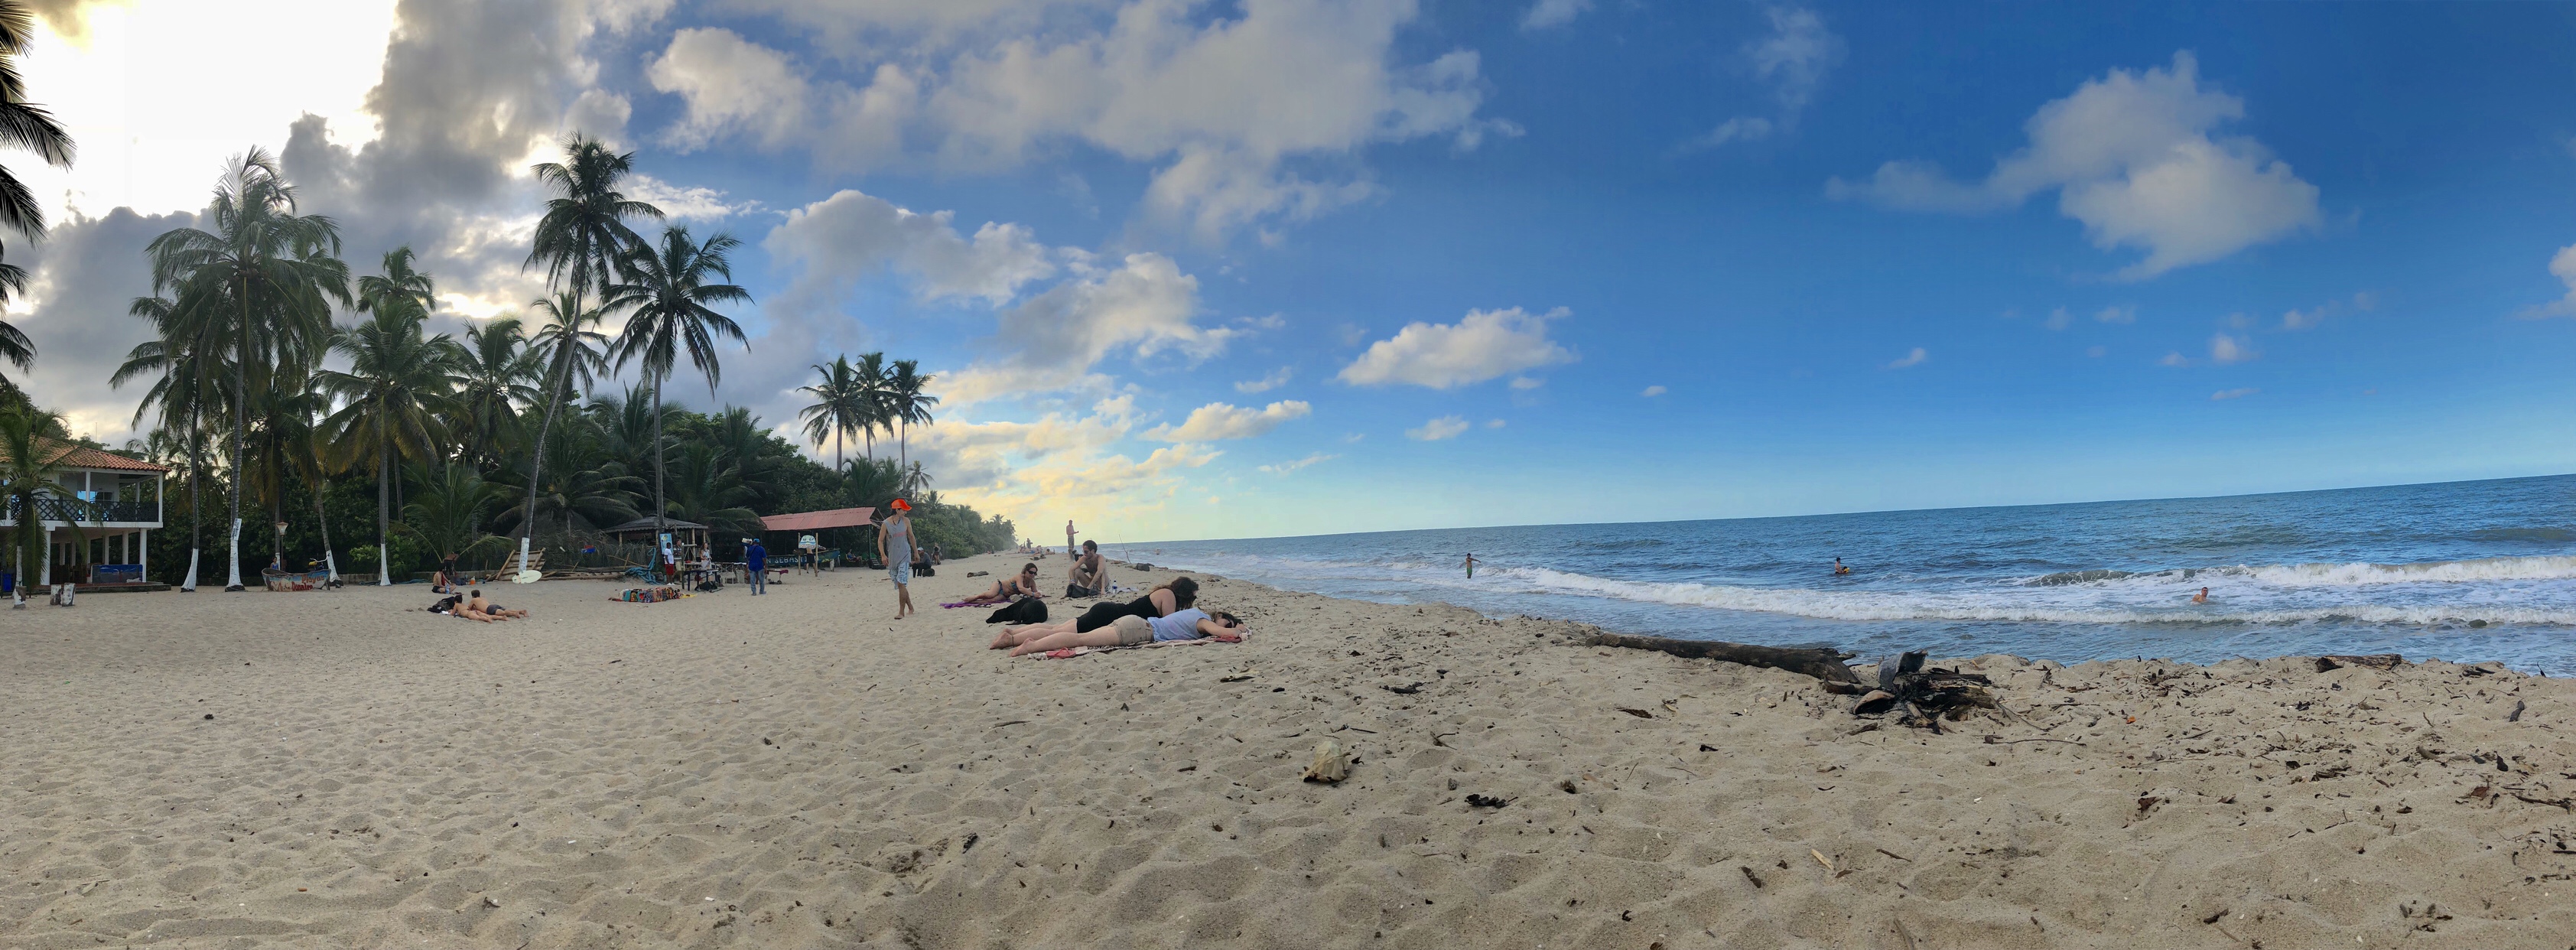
[[889, 499, 910, 511]]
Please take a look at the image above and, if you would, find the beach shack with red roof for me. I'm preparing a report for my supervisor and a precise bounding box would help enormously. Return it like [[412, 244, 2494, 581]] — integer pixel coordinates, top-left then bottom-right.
[[0, 437, 171, 587]]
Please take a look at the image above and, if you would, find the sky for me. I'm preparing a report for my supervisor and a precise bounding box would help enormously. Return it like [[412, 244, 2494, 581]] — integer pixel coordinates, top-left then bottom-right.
[[8, 0, 2576, 544]]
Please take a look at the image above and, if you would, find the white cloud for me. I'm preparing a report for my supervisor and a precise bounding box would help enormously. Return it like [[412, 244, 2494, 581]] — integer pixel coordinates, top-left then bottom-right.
[[1407, 415, 1470, 441], [1145, 400, 1312, 441], [764, 189, 1057, 315], [2210, 333, 2256, 364], [2282, 291, 2373, 329], [1748, 6, 1840, 115], [1885, 346, 1928, 369], [941, 252, 1229, 405], [2095, 305, 2135, 324], [911, 397, 1221, 532], [1508, 376, 1545, 390], [2085, 345, 2107, 358], [2044, 307, 2072, 330], [1829, 51, 2321, 279], [1338, 306, 1575, 389], [1485, 418, 1505, 428], [2210, 387, 2258, 401], [1234, 366, 1293, 393], [1521, 0, 1592, 30], [1257, 451, 1338, 475], [1684, 116, 1771, 150], [1640, 385, 1667, 397], [625, 174, 754, 221], [2160, 351, 2190, 366], [2520, 244, 2576, 319], [672, 0, 1505, 238]]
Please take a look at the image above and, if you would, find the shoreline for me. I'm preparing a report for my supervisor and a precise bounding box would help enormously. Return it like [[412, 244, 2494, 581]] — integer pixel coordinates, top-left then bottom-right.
[[6, 551, 2573, 948]]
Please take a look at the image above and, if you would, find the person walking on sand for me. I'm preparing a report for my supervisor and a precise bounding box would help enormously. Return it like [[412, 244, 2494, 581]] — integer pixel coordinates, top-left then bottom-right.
[[745, 537, 767, 596], [880, 499, 918, 619], [1462, 553, 1478, 579]]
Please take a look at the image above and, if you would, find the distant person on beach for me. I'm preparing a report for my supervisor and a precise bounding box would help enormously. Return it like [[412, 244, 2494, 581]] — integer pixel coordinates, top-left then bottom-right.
[[746, 538, 767, 595], [1070, 540, 1107, 594], [880, 499, 918, 619], [991, 577, 1199, 650], [1065, 519, 1078, 555], [1463, 553, 1478, 578], [1834, 558, 1851, 576], [1007, 608, 1246, 657], [2192, 587, 2210, 604]]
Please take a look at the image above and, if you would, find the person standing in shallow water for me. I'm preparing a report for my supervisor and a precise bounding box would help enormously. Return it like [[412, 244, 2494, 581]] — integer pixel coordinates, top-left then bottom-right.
[[1462, 553, 1478, 579], [880, 499, 917, 619], [1833, 557, 1851, 576]]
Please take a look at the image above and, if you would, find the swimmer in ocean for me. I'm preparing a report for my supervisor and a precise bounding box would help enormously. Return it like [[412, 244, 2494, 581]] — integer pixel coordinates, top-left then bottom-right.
[[1463, 553, 1479, 579], [1833, 557, 1851, 576], [2191, 587, 2210, 604]]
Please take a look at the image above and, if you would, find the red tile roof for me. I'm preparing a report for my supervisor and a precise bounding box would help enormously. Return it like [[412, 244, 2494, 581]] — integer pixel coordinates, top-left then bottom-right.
[[0, 438, 171, 473], [759, 506, 877, 532]]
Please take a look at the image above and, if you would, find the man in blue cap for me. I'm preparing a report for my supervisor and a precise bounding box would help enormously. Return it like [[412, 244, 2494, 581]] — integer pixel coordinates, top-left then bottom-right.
[[745, 537, 767, 595]]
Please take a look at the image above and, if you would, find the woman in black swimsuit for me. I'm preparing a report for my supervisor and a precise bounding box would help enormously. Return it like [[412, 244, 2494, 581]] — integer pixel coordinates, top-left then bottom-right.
[[989, 577, 1197, 649]]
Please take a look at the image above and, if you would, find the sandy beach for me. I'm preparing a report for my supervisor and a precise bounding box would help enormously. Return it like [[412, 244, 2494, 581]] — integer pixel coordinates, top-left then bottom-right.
[[7, 553, 2576, 949]]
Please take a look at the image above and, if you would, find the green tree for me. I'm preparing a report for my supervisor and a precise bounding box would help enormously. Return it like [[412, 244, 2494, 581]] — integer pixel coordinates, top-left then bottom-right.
[[317, 306, 463, 585], [517, 134, 660, 566], [454, 315, 540, 469], [0, 402, 68, 597], [797, 355, 866, 473], [144, 148, 350, 590], [111, 294, 216, 587], [606, 226, 750, 539], [852, 351, 889, 460], [886, 358, 938, 471], [400, 464, 506, 571], [0, 0, 74, 392]]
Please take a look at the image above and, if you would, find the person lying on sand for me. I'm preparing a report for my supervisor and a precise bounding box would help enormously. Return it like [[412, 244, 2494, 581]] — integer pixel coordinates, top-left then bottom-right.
[[464, 589, 529, 620], [990, 577, 1198, 650], [1006, 608, 1246, 657], [958, 563, 1046, 606]]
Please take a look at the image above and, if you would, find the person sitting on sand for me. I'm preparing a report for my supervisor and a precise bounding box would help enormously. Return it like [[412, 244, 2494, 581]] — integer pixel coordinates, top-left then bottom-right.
[[2192, 587, 2210, 604], [958, 563, 1046, 606], [1069, 540, 1108, 594], [990, 577, 1198, 650], [464, 589, 528, 620], [1007, 607, 1246, 657]]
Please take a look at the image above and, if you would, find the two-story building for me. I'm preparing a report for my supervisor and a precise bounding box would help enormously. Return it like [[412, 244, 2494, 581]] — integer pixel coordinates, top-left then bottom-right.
[[0, 438, 170, 587]]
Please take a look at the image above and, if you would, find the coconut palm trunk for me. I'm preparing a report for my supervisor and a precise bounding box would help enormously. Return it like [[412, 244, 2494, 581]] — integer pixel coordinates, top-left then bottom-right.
[[376, 439, 390, 584], [515, 292, 576, 574], [651, 367, 666, 540], [182, 402, 200, 591], [226, 281, 249, 591]]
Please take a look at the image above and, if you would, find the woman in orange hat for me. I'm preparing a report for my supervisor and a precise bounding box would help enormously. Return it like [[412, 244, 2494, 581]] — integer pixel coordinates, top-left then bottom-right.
[[878, 499, 917, 619]]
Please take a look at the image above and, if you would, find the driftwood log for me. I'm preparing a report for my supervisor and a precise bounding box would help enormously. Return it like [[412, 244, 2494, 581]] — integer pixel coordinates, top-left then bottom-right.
[[2316, 653, 2405, 672], [1852, 651, 1997, 733], [1587, 633, 1862, 684]]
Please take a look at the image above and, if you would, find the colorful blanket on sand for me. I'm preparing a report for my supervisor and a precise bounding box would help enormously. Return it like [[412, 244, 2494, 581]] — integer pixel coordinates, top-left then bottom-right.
[[1023, 632, 1248, 660]]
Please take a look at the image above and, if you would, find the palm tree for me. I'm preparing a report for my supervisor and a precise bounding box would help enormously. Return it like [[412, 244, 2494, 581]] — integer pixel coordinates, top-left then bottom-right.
[[886, 359, 938, 471], [454, 315, 540, 469], [144, 148, 350, 590], [528, 291, 612, 402], [852, 351, 889, 460], [516, 133, 661, 568], [797, 356, 866, 473], [112, 294, 215, 589], [0, 0, 73, 392], [492, 412, 639, 541], [0, 402, 68, 600], [401, 464, 506, 574], [356, 245, 436, 318], [899, 460, 934, 499], [606, 226, 750, 540], [317, 308, 462, 584]]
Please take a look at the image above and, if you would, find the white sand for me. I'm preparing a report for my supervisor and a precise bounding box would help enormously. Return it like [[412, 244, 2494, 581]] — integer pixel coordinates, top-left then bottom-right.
[[7, 552, 2576, 948]]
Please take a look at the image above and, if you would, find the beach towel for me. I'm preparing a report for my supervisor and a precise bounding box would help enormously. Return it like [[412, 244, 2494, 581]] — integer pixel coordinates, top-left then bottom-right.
[[1025, 630, 1247, 660]]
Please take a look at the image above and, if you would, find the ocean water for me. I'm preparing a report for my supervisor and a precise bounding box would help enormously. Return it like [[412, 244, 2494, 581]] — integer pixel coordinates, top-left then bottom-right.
[[1124, 475, 2576, 672]]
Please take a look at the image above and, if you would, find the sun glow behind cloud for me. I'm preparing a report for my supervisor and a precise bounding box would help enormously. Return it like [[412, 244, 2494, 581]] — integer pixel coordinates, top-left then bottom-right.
[[15, 0, 399, 222]]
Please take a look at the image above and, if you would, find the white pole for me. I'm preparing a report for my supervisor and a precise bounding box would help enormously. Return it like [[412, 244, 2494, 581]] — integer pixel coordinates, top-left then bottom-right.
[[141, 527, 149, 581], [39, 525, 50, 585]]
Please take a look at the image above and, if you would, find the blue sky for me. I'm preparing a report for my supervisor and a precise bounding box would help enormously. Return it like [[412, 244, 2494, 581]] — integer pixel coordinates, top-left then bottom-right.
[[16, 1, 2576, 542]]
